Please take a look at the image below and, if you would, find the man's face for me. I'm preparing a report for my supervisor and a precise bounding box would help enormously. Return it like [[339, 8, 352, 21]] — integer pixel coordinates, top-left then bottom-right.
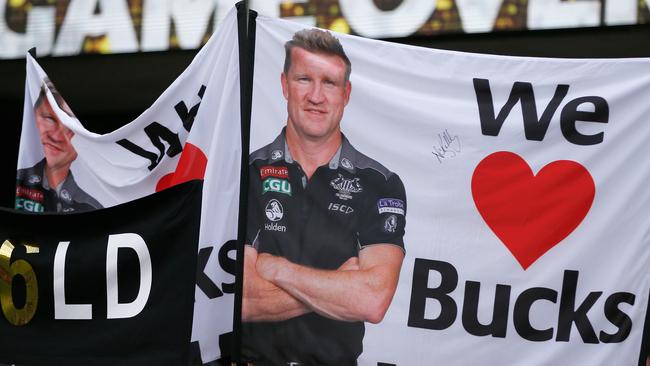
[[282, 47, 351, 142], [35, 98, 77, 171]]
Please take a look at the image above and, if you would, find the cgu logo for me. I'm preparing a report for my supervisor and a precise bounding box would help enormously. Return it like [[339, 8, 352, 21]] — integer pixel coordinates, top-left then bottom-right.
[[263, 178, 291, 196], [14, 198, 44, 213]]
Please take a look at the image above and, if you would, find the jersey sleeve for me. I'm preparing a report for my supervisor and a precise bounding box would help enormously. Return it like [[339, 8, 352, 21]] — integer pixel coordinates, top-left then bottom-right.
[[357, 173, 407, 252], [245, 162, 262, 250]]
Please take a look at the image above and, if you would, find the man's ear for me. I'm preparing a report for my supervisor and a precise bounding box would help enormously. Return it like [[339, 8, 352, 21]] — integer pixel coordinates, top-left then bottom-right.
[[343, 81, 352, 106], [281, 73, 289, 100]]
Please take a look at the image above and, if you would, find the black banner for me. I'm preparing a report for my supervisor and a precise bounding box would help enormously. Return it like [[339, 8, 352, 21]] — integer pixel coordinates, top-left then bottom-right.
[[0, 180, 202, 366]]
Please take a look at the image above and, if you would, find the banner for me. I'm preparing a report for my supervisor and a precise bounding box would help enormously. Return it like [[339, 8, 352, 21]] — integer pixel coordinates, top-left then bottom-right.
[[242, 13, 650, 365], [15, 7, 243, 363], [0, 180, 201, 366]]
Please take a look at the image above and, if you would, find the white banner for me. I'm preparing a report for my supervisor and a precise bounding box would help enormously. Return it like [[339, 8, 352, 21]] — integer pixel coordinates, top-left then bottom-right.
[[243, 13, 650, 365], [15, 8, 242, 364]]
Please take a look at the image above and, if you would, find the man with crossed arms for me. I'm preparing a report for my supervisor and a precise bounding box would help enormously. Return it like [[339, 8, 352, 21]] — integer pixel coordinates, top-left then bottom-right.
[[243, 28, 407, 365]]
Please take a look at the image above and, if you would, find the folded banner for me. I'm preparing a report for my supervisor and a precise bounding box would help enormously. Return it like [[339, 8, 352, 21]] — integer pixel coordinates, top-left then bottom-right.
[[0, 180, 201, 366], [14, 7, 243, 363], [243, 13, 650, 365]]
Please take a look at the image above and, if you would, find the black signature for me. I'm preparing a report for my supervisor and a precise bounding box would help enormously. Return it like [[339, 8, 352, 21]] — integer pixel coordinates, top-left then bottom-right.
[[432, 129, 461, 163]]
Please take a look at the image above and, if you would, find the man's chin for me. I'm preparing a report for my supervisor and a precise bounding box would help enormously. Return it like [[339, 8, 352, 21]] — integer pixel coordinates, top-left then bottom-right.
[[303, 130, 339, 142], [43, 151, 74, 168], [44, 159, 73, 173]]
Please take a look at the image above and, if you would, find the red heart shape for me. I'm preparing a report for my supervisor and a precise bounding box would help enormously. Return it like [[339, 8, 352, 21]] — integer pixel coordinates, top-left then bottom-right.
[[471, 151, 595, 270], [156, 142, 207, 192]]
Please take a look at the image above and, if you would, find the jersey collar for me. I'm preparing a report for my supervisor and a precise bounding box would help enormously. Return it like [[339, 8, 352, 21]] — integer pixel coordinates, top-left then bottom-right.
[[280, 128, 356, 174]]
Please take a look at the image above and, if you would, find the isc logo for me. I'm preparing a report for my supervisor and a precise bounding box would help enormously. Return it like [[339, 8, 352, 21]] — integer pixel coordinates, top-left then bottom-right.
[[328, 203, 354, 214]]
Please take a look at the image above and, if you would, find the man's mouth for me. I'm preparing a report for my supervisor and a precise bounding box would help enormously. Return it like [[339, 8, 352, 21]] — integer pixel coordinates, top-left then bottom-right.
[[42, 141, 63, 152], [304, 108, 326, 115]]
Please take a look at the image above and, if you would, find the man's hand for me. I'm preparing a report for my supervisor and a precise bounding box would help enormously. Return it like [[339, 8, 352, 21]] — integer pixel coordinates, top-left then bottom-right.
[[256, 252, 288, 282], [241, 246, 310, 322]]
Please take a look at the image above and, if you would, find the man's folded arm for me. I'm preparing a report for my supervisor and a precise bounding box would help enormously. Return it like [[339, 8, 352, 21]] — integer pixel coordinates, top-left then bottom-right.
[[241, 245, 310, 322], [256, 244, 404, 324]]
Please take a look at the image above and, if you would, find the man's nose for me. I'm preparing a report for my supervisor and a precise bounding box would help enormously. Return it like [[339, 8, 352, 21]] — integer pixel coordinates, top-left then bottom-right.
[[40, 122, 56, 134], [46, 122, 65, 138], [307, 83, 325, 104]]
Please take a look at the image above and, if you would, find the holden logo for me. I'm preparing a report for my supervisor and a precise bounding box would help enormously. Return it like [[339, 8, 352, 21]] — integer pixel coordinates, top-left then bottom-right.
[[265, 199, 284, 222]]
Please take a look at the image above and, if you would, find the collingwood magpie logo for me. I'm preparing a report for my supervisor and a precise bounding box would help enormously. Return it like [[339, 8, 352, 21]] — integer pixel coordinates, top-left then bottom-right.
[[271, 150, 283, 161], [341, 158, 353, 170], [384, 214, 397, 233], [60, 189, 72, 204], [264, 199, 287, 232], [330, 174, 362, 201]]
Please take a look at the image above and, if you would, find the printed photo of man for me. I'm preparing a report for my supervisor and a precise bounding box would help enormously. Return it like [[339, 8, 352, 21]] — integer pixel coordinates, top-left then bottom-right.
[[243, 29, 407, 365], [15, 78, 102, 213]]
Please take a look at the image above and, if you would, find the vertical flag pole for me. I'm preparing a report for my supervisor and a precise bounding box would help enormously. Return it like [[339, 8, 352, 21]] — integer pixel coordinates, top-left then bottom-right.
[[233, 1, 256, 364]]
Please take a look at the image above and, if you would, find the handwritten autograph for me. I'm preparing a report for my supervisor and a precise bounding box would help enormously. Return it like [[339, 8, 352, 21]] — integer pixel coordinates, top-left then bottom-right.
[[432, 129, 461, 163]]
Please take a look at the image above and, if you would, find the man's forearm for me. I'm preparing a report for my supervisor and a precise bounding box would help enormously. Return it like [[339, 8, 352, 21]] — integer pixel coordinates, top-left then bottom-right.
[[257, 245, 403, 324], [242, 246, 310, 322], [274, 260, 385, 322]]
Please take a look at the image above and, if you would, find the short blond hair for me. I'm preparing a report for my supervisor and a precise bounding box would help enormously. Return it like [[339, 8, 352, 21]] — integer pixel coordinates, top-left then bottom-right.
[[284, 28, 351, 82]]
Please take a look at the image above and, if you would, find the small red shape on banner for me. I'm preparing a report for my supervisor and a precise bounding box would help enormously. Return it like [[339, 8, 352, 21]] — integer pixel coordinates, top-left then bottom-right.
[[156, 142, 208, 192], [471, 151, 595, 270]]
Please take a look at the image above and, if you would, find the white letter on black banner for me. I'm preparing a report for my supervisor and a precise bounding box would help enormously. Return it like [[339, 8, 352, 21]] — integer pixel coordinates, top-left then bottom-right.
[[54, 241, 93, 320], [106, 233, 152, 319]]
